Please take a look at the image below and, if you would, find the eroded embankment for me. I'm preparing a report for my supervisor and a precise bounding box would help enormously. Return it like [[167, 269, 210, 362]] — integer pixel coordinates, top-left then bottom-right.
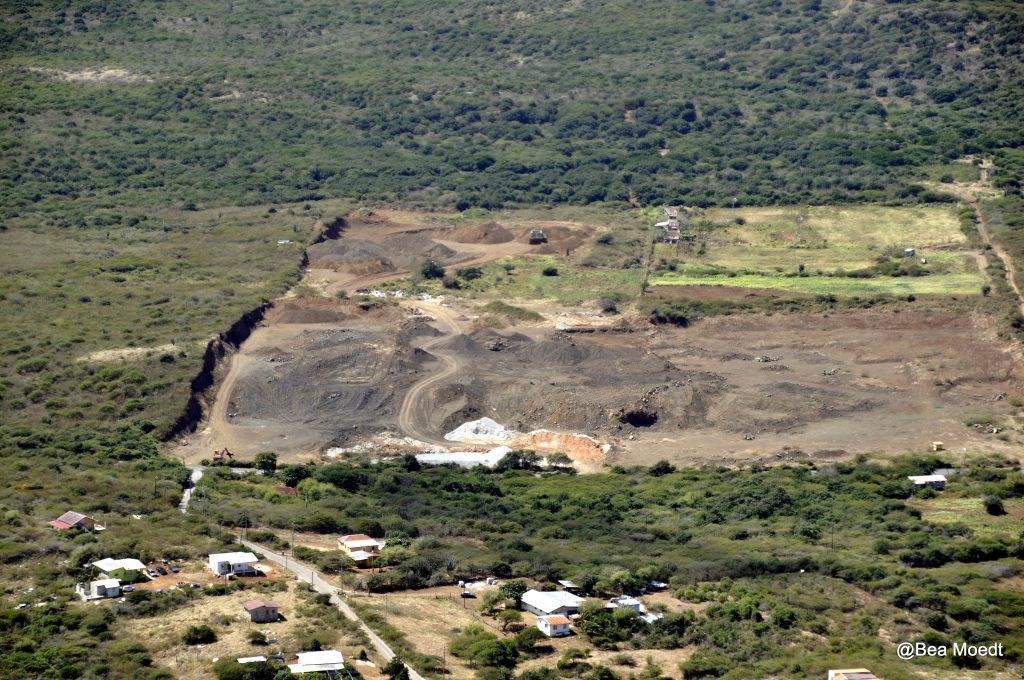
[[161, 217, 346, 441]]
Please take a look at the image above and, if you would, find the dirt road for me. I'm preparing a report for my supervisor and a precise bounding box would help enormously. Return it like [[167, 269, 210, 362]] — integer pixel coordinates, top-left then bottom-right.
[[396, 302, 466, 446], [973, 198, 1024, 317], [927, 180, 1024, 317], [177, 466, 204, 513], [240, 539, 427, 680]]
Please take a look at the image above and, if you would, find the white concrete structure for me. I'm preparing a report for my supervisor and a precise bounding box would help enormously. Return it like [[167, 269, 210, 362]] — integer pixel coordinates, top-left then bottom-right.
[[288, 650, 345, 676], [78, 578, 121, 600], [908, 474, 947, 490], [208, 551, 260, 575], [537, 615, 572, 637], [521, 589, 585, 617], [828, 671, 878, 680]]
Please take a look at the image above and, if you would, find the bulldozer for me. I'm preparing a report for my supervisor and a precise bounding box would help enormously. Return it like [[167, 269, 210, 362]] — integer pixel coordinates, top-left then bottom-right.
[[528, 228, 548, 244]]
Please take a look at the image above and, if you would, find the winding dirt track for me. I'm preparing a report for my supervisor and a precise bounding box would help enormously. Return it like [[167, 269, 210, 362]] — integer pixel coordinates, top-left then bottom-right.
[[935, 181, 1024, 317], [972, 198, 1024, 317], [396, 302, 466, 446]]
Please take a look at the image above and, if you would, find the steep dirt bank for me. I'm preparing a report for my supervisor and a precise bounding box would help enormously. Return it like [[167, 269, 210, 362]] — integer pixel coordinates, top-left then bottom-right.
[[161, 217, 346, 442]]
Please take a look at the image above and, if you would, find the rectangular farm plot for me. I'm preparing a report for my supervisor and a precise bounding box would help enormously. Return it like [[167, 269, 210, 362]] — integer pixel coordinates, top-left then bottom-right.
[[648, 271, 984, 297], [651, 205, 982, 297], [703, 205, 966, 248]]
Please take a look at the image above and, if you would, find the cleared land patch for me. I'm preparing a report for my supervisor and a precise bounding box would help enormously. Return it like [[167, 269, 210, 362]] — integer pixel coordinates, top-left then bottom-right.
[[650, 204, 984, 297]]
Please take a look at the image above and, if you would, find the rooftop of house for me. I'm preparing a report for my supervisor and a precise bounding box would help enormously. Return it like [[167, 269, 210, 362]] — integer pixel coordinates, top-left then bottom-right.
[[50, 510, 104, 530], [243, 599, 279, 611], [541, 615, 572, 625], [522, 589, 585, 613], [908, 474, 947, 484], [830, 671, 878, 680], [289, 650, 345, 674], [92, 557, 146, 572], [209, 551, 259, 564], [348, 550, 375, 561], [92, 578, 121, 589]]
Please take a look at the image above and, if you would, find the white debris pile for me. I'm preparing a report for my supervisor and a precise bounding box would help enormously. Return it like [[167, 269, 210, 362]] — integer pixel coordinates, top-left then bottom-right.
[[444, 417, 519, 442]]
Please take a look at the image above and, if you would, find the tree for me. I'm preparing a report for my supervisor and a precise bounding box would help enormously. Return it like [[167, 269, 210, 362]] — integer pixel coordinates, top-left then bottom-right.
[[383, 656, 409, 680], [984, 495, 1006, 516], [254, 451, 277, 474], [279, 463, 312, 488], [471, 639, 519, 668], [514, 626, 545, 652], [542, 267, 558, 276], [182, 625, 217, 645], [499, 579, 529, 602], [320, 551, 355, 573], [648, 460, 675, 477], [498, 609, 523, 631], [420, 259, 445, 279]]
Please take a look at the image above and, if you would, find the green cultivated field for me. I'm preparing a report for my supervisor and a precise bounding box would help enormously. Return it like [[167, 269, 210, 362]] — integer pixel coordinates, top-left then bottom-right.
[[650, 204, 984, 297], [649, 271, 983, 297]]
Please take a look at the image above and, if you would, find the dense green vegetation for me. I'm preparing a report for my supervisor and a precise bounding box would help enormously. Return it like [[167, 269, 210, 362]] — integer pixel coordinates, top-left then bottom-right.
[[1, 0, 1022, 214], [0, 203, 329, 435], [198, 454, 1024, 677]]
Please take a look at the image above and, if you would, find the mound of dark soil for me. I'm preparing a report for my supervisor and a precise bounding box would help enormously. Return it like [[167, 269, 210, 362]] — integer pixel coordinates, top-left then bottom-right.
[[445, 221, 514, 244]]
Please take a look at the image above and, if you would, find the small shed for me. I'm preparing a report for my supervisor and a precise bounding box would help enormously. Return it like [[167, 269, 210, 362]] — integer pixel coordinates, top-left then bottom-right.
[[243, 599, 280, 623], [288, 650, 345, 678], [49, 511, 105, 532], [208, 551, 260, 576], [908, 474, 947, 490], [537, 615, 572, 637], [828, 671, 878, 680], [903, 248, 916, 257], [84, 578, 121, 599], [608, 596, 643, 612]]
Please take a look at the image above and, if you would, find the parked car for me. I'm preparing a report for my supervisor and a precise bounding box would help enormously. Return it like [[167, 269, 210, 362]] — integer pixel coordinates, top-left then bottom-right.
[[460, 591, 476, 599], [156, 566, 168, 576], [121, 585, 135, 593], [146, 569, 158, 578], [169, 564, 180, 573]]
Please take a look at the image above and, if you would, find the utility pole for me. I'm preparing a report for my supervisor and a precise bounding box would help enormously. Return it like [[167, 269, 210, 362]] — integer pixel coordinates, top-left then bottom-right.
[[442, 645, 446, 677]]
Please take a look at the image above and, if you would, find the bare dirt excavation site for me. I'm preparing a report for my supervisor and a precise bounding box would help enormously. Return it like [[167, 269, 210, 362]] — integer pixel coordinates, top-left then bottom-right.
[[179, 210, 1024, 468]]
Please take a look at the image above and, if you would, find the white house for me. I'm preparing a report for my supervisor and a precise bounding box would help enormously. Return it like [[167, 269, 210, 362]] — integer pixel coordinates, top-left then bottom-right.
[[288, 650, 345, 677], [78, 578, 121, 600], [521, 589, 585, 617], [92, 558, 146, 579], [208, 551, 260, 576], [338, 534, 383, 554], [908, 474, 947, 490], [537, 614, 572, 637]]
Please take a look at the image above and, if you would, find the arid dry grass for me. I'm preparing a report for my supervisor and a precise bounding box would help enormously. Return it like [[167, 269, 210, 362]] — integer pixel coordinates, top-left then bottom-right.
[[115, 580, 302, 680]]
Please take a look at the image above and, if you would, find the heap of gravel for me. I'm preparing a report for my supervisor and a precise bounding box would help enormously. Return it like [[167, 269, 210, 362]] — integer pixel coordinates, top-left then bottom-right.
[[444, 417, 519, 442]]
